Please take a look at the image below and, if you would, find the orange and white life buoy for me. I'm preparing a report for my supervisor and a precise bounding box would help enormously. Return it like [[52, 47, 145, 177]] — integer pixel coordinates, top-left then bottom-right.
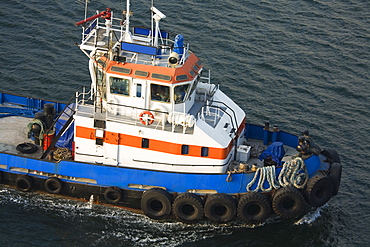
[[139, 111, 155, 125]]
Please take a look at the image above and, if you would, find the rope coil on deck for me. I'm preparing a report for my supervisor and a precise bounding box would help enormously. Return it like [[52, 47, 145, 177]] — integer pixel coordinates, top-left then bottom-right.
[[246, 157, 308, 192], [278, 157, 308, 189], [53, 147, 72, 161]]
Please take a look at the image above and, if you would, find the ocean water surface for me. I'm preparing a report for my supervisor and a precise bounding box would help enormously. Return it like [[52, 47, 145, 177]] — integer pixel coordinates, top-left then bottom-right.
[[0, 0, 369, 246]]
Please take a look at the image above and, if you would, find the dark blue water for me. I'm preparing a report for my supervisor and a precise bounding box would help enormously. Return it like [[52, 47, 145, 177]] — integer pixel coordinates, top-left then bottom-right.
[[1, 0, 369, 246]]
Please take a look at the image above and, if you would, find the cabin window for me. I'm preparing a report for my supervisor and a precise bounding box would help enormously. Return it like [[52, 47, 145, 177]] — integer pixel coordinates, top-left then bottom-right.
[[151, 84, 170, 103], [96, 138, 104, 146], [176, 74, 188, 81], [201, 147, 209, 157], [136, 83, 142, 97], [181, 145, 189, 155], [135, 70, 149, 77], [152, 73, 172, 81], [110, 77, 130, 96], [142, 138, 149, 148], [174, 84, 190, 103], [111, 66, 131, 74], [188, 75, 200, 97]]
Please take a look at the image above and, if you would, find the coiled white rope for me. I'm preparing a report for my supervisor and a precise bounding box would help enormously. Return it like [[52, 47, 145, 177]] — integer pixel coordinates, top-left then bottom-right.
[[278, 157, 308, 189], [246, 157, 308, 192]]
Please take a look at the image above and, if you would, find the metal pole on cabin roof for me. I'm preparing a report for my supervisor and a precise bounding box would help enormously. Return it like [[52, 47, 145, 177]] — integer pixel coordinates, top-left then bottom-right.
[[151, 0, 154, 46], [125, 0, 130, 34]]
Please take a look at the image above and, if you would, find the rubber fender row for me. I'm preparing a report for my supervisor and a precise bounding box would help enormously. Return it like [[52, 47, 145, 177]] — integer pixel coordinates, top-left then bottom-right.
[[139, 170, 340, 224], [13, 175, 63, 194]]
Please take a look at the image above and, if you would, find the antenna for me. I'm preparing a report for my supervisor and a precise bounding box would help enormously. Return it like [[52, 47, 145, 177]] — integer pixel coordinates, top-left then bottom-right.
[[150, 6, 166, 47], [76, 0, 90, 23], [125, 0, 130, 33]]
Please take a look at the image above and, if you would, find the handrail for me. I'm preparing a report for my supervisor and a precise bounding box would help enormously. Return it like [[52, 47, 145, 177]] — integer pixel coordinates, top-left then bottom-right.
[[198, 101, 238, 136]]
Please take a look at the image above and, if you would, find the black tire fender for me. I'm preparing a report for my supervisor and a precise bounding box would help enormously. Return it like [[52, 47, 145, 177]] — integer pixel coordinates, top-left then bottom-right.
[[140, 188, 173, 220], [305, 174, 334, 207], [321, 149, 340, 163], [45, 177, 63, 194], [272, 186, 305, 218], [329, 163, 342, 196], [204, 193, 236, 223], [237, 192, 271, 224], [173, 193, 204, 223], [104, 187, 122, 204], [15, 176, 33, 192]]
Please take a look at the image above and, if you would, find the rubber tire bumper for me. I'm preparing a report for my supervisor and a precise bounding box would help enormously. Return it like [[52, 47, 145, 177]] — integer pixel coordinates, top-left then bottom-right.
[[321, 149, 340, 163], [104, 187, 122, 204], [15, 176, 33, 192], [141, 188, 173, 220], [272, 186, 305, 218], [172, 193, 204, 223], [305, 174, 334, 207], [237, 192, 271, 224], [45, 177, 63, 194], [329, 163, 342, 196], [204, 194, 236, 223]]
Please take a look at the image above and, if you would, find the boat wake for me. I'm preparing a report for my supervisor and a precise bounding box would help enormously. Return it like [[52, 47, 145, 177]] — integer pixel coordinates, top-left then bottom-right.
[[294, 205, 328, 225], [0, 186, 329, 246], [0, 187, 264, 246]]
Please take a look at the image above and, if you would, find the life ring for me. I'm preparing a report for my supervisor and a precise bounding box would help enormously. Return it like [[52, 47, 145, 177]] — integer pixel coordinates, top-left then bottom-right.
[[237, 192, 271, 224], [45, 177, 63, 194], [305, 174, 333, 207], [139, 111, 155, 125], [329, 163, 342, 196], [104, 187, 122, 204], [272, 186, 305, 218], [204, 193, 236, 223], [172, 193, 204, 223], [140, 188, 173, 220], [16, 143, 38, 154], [15, 176, 33, 192]]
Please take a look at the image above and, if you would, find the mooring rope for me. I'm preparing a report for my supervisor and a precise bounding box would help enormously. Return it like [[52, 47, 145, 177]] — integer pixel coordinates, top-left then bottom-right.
[[246, 157, 308, 192], [278, 157, 308, 189]]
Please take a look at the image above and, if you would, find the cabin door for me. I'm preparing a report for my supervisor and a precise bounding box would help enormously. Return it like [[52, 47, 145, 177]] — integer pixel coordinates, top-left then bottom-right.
[[104, 131, 120, 165], [132, 79, 147, 110]]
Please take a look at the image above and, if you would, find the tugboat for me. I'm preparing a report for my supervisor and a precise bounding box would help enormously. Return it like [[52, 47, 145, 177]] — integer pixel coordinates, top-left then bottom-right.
[[0, 0, 342, 224]]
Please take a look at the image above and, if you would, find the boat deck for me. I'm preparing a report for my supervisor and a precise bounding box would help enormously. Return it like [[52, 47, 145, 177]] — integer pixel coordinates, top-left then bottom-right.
[[0, 116, 43, 158]]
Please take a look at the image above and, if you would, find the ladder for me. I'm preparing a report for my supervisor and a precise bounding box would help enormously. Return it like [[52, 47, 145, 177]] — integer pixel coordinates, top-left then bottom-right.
[[40, 97, 76, 160]]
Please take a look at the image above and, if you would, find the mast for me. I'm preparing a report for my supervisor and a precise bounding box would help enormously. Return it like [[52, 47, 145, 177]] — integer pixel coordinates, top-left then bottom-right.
[[122, 0, 132, 42], [125, 0, 130, 34]]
